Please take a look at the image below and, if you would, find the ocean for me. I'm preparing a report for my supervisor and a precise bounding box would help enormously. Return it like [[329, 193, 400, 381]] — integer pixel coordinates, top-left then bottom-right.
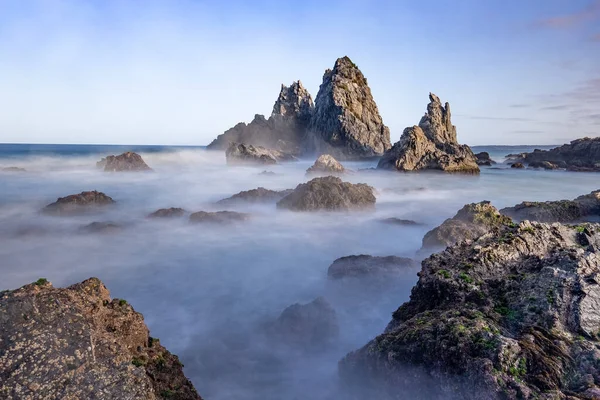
[[0, 143, 595, 400]]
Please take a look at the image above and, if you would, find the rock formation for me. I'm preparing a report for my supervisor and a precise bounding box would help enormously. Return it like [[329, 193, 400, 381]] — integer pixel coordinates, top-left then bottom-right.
[[189, 211, 250, 224], [0, 278, 201, 399], [422, 201, 513, 249], [207, 81, 314, 154], [377, 93, 479, 173], [80, 221, 122, 234], [276, 176, 375, 211], [475, 152, 495, 166], [216, 187, 292, 205], [306, 154, 346, 175], [42, 191, 115, 216], [148, 208, 186, 218], [225, 143, 296, 165], [98, 152, 152, 172], [501, 190, 600, 223], [268, 297, 339, 350], [506, 137, 600, 171], [340, 222, 600, 399], [306, 56, 391, 159], [327, 255, 415, 279], [511, 162, 524, 169]]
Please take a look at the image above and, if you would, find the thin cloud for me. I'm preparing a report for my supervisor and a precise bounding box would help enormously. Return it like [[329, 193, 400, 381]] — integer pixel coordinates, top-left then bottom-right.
[[508, 104, 530, 108], [456, 115, 535, 122], [540, 105, 571, 111], [511, 130, 544, 134], [534, 0, 600, 29]]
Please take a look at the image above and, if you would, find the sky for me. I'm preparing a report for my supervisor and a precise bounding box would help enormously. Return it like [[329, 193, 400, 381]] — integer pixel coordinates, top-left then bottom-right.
[[0, 0, 599, 146]]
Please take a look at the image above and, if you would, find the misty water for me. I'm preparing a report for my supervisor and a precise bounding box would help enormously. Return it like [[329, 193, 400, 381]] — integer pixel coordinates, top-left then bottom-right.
[[1, 144, 598, 399]]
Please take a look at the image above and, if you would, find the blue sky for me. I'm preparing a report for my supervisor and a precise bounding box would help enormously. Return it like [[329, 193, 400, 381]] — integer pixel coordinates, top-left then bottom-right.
[[0, 0, 599, 145]]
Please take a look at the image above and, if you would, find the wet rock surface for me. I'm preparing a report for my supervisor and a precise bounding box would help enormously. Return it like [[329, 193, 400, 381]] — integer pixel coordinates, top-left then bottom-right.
[[507, 137, 600, 171], [501, 190, 600, 223], [225, 143, 296, 165], [148, 208, 186, 218], [306, 56, 391, 159], [42, 191, 115, 216], [189, 211, 250, 224], [422, 201, 513, 249], [511, 162, 525, 169], [475, 152, 495, 166], [377, 93, 479, 173], [276, 176, 375, 211], [98, 152, 152, 172], [0, 278, 202, 400], [327, 255, 415, 279], [340, 222, 600, 399], [306, 154, 346, 175], [216, 187, 292, 205]]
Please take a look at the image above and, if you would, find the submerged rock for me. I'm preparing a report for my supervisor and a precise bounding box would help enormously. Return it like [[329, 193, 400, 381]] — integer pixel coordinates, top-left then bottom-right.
[[0, 278, 202, 399], [42, 191, 115, 216], [340, 222, 600, 399], [189, 211, 250, 224], [80, 221, 122, 234], [1, 167, 26, 172], [306, 56, 391, 159], [268, 297, 339, 350], [377, 94, 479, 173], [207, 81, 314, 154], [380, 218, 421, 226], [508, 137, 600, 171], [216, 187, 292, 205], [475, 152, 495, 166], [422, 201, 513, 249], [148, 208, 186, 218], [306, 154, 346, 175], [276, 176, 375, 211], [327, 255, 415, 279], [501, 190, 600, 223], [225, 142, 296, 165], [99, 152, 152, 172]]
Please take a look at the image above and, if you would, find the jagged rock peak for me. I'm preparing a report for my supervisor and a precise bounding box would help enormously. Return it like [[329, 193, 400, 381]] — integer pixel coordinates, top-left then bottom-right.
[[272, 80, 314, 122], [419, 92, 457, 144]]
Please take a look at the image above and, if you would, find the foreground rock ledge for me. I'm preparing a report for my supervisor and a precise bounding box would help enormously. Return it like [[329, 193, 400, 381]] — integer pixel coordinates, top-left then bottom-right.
[[0, 278, 202, 399], [340, 222, 600, 399]]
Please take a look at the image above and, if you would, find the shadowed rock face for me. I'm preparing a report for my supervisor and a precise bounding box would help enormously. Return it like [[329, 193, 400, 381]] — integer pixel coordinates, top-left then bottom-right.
[[0, 278, 202, 400], [507, 137, 600, 171], [377, 94, 479, 173], [208, 81, 314, 154], [225, 143, 297, 165], [340, 222, 600, 400], [327, 255, 415, 279], [501, 190, 600, 223], [42, 191, 115, 216], [422, 201, 513, 249], [148, 208, 186, 218], [276, 176, 375, 211], [511, 162, 525, 169], [189, 211, 250, 224], [98, 152, 152, 172], [216, 187, 292, 205], [306, 154, 346, 175], [475, 152, 495, 166], [306, 56, 391, 159]]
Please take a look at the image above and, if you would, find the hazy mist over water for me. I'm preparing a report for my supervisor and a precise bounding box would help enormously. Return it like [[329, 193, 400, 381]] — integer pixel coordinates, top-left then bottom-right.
[[0, 144, 598, 399]]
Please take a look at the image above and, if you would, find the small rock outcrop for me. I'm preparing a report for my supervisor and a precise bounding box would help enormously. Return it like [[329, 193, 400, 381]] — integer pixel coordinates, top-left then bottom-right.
[[189, 211, 250, 224], [475, 152, 495, 166], [216, 187, 292, 205], [207, 81, 314, 154], [148, 208, 186, 218], [377, 94, 479, 173], [340, 222, 600, 399], [225, 143, 296, 165], [422, 201, 513, 249], [380, 218, 421, 226], [511, 162, 524, 169], [42, 191, 115, 216], [80, 221, 122, 234], [306, 154, 346, 175], [507, 137, 600, 171], [327, 255, 415, 279], [268, 297, 339, 350], [501, 190, 600, 223], [306, 56, 391, 159], [276, 176, 375, 211], [0, 278, 201, 399], [98, 152, 152, 172]]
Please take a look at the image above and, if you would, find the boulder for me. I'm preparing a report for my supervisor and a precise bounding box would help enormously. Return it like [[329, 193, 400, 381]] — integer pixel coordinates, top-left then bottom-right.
[[148, 208, 186, 218], [306, 56, 391, 159], [216, 187, 292, 205], [42, 191, 115, 216], [511, 162, 524, 169], [189, 211, 250, 224], [377, 94, 479, 173], [507, 137, 600, 171], [268, 297, 339, 350], [0, 278, 201, 399], [98, 152, 152, 172], [306, 154, 346, 175], [475, 152, 495, 166], [276, 176, 375, 211], [327, 255, 415, 279], [339, 222, 600, 399], [422, 201, 513, 249], [225, 142, 296, 165], [207, 81, 314, 154], [80, 221, 122, 234], [501, 190, 600, 223]]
